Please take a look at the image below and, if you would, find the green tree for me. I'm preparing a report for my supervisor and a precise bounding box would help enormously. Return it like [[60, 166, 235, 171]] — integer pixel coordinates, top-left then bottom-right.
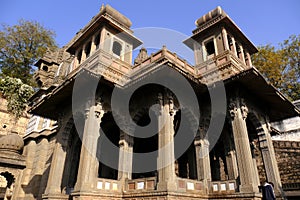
[[0, 19, 57, 86], [252, 34, 300, 101], [0, 77, 34, 119]]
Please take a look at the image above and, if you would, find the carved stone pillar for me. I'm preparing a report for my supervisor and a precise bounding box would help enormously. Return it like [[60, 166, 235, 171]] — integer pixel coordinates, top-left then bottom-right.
[[195, 138, 211, 193], [229, 99, 259, 193], [246, 52, 252, 67], [231, 36, 237, 56], [74, 51, 79, 69], [239, 44, 246, 64], [222, 27, 229, 51], [44, 113, 71, 198], [75, 100, 104, 192], [81, 44, 87, 63], [118, 129, 134, 181], [157, 92, 177, 191], [258, 123, 282, 195], [91, 35, 97, 54]]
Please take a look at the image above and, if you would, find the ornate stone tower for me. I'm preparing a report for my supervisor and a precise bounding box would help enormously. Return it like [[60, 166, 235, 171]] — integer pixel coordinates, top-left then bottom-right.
[[66, 4, 141, 71], [185, 6, 257, 84]]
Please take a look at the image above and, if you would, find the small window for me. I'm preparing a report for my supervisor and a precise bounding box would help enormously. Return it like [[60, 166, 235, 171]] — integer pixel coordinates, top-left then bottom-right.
[[112, 41, 122, 57], [205, 40, 215, 56]]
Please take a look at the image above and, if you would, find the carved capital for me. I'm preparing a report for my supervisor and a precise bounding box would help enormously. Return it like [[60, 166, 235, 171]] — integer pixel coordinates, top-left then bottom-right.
[[157, 93, 163, 106], [94, 102, 104, 119], [168, 93, 175, 116], [228, 99, 237, 119], [240, 99, 248, 119], [153, 93, 163, 116]]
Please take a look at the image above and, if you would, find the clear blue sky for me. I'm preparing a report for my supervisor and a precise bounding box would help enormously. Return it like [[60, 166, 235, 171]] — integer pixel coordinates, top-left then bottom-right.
[[1, 0, 299, 48]]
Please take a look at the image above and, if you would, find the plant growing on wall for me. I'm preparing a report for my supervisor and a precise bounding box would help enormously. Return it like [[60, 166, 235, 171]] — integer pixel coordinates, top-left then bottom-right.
[[0, 76, 34, 119]]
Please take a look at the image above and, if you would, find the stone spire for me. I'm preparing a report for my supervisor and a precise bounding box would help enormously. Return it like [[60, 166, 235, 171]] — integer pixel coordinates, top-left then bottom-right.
[[134, 47, 149, 65]]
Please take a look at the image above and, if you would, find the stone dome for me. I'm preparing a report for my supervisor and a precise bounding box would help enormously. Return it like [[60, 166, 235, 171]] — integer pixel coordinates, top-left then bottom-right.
[[0, 133, 24, 153]]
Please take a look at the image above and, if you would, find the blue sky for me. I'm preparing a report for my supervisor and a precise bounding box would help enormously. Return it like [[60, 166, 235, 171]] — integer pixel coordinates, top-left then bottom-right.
[[0, 0, 299, 49]]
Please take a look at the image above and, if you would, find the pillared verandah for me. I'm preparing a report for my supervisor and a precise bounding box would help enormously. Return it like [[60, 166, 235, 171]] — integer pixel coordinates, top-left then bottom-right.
[[2, 4, 299, 200]]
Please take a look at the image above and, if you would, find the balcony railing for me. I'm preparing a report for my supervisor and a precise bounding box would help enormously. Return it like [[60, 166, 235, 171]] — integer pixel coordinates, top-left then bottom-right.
[[126, 177, 157, 191], [96, 178, 120, 192], [66, 48, 132, 86], [177, 177, 205, 193], [210, 180, 237, 193]]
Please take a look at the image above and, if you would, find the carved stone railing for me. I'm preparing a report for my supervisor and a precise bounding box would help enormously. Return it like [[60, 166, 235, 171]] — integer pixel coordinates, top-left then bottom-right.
[[177, 178, 205, 193], [131, 48, 196, 83], [195, 50, 250, 83], [126, 177, 157, 191], [96, 178, 121, 192], [210, 180, 237, 193], [66, 48, 131, 86]]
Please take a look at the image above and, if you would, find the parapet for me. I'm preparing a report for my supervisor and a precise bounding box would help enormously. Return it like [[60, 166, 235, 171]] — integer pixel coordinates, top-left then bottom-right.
[[99, 4, 132, 29]]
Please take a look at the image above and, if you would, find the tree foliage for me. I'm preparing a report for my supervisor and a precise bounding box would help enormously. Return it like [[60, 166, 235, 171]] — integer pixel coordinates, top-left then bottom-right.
[[0, 19, 57, 86], [0, 77, 34, 119], [252, 35, 300, 101]]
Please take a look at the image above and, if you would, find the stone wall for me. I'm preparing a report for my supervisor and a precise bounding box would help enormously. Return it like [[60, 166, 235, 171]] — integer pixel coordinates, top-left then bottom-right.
[[0, 97, 29, 137], [273, 140, 300, 185]]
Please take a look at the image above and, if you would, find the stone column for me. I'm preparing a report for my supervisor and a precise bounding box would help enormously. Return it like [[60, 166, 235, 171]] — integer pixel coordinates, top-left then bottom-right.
[[246, 52, 252, 67], [157, 92, 177, 191], [74, 100, 104, 192], [16, 140, 37, 198], [222, 27, 229, 51], [118, 130, 134, 181], [194, 41, 203, 65], [258, 123, 282, 195], [44, 114, 71, 198], [91, 35, 97, 54], [239, 44, 246, 64], [34, 138, 49, 198], [228, 98, 259, 193], [81, 44, 87, 63], [231, 37, 237, 56], [202, 43, 207, 61], [195, 138, 211, 193], [75, 50, 81, 67]]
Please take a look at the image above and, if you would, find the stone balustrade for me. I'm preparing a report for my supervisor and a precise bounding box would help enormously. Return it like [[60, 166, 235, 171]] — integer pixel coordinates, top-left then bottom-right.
[[126, 177, 157, 191], [210, 180, 237, 193], [177, 178, 205, 193], [96, 178, 120, 192]]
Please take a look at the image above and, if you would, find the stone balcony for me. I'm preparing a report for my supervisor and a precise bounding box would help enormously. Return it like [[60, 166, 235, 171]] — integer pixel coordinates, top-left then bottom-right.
[[66, 48, 132, 86], [195, 50, 251, 84]]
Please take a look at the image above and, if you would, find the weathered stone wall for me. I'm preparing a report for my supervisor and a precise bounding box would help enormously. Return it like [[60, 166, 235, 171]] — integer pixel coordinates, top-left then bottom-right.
[[273, 140, 300, 185], [0, 97, 29, 137]]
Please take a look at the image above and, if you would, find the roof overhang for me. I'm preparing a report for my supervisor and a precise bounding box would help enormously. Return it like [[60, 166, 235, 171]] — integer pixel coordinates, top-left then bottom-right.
[[225, 67, 300, 122]]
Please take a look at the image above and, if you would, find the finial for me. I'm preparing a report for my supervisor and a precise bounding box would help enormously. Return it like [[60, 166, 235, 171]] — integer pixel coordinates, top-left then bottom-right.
[[100, 3, 105, 11]]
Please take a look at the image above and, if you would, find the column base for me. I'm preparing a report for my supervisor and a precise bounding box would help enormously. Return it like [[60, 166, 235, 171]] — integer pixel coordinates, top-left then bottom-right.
[[239, 183, 259, 193], [42, 193, 69, 200]]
